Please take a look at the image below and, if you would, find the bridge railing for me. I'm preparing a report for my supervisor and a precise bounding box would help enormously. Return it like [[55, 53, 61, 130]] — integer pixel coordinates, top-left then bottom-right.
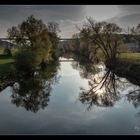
[[0, 38, 79, 41]]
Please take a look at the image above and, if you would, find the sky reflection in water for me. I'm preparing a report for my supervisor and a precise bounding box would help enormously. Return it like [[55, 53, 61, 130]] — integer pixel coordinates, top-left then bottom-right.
[[0, 59, 140, 134]]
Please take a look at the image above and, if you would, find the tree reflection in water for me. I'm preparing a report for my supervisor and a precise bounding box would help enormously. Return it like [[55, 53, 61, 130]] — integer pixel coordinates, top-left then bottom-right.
[[71, 58, 99, 79], [127, 89, 140, 108], [79, 69, 122, 110], [0, 62, 60, 113], [71, 59, 140, 110]]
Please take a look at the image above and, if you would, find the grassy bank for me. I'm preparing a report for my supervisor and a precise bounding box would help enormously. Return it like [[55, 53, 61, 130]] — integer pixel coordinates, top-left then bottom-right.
[[0, 49, 16, 75], [102, 53, 140, 86], [96, 51, 140, 63], [108, 57, 140, 86], [0, 55, 15, 75], [119, 53, 140, 64], [0, 48, 140, 84]]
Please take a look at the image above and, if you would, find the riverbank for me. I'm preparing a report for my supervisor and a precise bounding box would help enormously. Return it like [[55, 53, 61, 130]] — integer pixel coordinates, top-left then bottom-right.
[[0, 49, 16, 75], [107, 58, 140, 86], [0, 50, 140, 86], [0, 54, 15, 75]]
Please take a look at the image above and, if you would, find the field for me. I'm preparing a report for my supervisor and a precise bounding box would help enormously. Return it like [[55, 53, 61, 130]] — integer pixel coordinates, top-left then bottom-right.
[[97, 49, 140, 62], [119, 53, 140, 59], [119, 53, 140, 64]]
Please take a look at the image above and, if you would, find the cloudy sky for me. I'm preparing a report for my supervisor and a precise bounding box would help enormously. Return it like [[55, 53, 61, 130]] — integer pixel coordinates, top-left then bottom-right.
[[0, 5, 140, 38]]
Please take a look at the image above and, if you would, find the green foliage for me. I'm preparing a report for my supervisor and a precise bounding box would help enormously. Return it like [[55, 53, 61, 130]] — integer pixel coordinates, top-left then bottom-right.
[[32, 29, 52, 63], [7, 15, 47, 47], [79, 17, 123, 64], [47, 22, 60, 61], [7, 15, 60, 73], [63, 18, 123, 65], [14, 49, 35, 74]]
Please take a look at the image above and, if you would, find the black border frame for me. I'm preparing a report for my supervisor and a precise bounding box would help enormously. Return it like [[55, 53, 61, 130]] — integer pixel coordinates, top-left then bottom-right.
[[0, 0, 140, 138]]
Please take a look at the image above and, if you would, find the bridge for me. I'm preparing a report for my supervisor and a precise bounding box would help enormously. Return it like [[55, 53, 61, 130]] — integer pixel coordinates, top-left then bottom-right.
[[59, 59, 74, 62], [0, 38, 78, 41]]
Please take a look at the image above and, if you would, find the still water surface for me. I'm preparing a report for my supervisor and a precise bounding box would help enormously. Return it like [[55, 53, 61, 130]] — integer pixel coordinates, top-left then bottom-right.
[[0, 58, 140, 134]]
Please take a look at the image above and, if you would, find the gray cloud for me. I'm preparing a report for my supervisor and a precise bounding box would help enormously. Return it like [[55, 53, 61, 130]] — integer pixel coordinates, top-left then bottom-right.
[[0, 5, 86, 37], [0, 5, 85, 22], [58, 19, 83, 38], [31, 5, 85, 21], [0, 6, 32, 22], [107, 5, 140, 29], [118, 5, 140, 14], [0, 5, 140, 38]]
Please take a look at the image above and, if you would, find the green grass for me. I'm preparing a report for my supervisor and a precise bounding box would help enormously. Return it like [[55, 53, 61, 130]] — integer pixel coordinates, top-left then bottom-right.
[[96, 50, 140, 62], [119, 53, 140, 64], [0, 56, 15, 64], [0, 58, 15, 75], [0, 53, 15, 75], [119, 53, 140, 59], [0, 49, 3, 54]]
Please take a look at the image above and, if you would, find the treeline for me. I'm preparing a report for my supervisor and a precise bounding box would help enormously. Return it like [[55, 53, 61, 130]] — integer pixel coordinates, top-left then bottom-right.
[[0, 15, 62, 102], [2, 15, 140, 76], [62, 17, 140, 66]]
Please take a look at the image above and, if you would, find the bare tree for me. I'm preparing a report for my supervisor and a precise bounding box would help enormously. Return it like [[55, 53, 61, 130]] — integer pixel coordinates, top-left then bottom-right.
[[79, 17, 122, 66]]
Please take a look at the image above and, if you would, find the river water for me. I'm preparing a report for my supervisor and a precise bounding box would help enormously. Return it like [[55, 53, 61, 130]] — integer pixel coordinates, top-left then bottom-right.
[[0, 58, 140, 134]]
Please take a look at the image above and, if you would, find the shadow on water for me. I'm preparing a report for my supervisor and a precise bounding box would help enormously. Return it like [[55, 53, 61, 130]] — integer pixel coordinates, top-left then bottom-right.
[[0, 61, 60, 113]]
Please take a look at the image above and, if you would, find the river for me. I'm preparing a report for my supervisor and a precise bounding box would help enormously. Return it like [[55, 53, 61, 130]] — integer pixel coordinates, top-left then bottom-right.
[[0, 57, 140, 134]]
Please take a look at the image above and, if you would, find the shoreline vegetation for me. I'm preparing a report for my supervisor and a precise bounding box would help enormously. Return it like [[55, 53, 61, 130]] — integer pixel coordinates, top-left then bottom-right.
[[0, 46, 140, 86], [0, 53, 15, 75], [107, 58, 140, 86], [0, 51, 140, 90], [0, 15, 140, 91]]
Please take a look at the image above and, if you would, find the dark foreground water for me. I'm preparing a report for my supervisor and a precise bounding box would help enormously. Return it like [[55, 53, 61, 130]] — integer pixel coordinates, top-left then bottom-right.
[[0, 58, 140, 134]]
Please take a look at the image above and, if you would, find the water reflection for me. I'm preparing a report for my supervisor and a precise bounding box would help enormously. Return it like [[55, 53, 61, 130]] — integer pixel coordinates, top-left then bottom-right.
[[127, 89, 140, 108], [71, 58, 99, 79], [71, 61, 97, 79], [71, 58, 140, 110], [0, 55, 140, 113], [0, 57, 140, 134], [0, 62, 60, 113], [79, 69, 122, 110]]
